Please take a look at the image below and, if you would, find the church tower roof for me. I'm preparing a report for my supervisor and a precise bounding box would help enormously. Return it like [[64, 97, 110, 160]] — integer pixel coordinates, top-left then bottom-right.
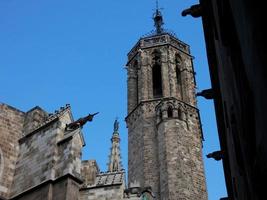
[[107, 119, 122, 172]]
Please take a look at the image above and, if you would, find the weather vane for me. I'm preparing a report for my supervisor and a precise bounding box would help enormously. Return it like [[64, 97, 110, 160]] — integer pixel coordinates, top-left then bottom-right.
[[114, 117, 119, 132], [153, 0, 164, 34]]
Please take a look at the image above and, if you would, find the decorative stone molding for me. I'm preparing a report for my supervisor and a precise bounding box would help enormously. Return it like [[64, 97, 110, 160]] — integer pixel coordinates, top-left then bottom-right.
[[127, 33, 191, 66], [155, 97, 199, 126], [126, 99, 161, 127]]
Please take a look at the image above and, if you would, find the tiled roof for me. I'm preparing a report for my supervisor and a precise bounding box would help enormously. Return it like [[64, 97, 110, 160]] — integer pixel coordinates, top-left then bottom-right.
[[86, 171, 125, 188]]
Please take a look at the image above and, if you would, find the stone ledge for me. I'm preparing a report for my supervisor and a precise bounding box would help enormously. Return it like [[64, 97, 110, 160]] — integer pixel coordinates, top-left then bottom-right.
[[126, 33, 192, 66], [18, 117, 58, 144], [10, 173, 83, 200], [126, 97, 199, 125], [80, 183, 122, 191]]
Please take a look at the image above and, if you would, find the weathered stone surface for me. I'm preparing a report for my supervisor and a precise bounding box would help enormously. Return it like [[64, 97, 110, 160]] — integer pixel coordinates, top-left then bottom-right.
[[126, 33, 207, 200], [0, 28, 207, 200], [0, 104, 84, 200], [80, 171, 125, 200], [81, 160, 99, 186], [0, 104, 24, 199]]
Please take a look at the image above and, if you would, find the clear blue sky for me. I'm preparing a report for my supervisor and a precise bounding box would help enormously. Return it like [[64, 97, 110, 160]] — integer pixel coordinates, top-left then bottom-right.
[[0, 0, 226, 199]]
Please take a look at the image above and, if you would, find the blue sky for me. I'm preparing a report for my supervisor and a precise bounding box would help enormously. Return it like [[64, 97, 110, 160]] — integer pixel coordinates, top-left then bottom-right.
[[0, 0, 226, 199]]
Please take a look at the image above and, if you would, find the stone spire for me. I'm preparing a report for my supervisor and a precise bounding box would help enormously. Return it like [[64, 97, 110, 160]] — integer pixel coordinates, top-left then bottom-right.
[[107, 119, 122, 172]]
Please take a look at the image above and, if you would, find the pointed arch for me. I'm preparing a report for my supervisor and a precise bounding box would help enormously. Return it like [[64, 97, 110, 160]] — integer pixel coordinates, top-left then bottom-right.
[[175, 53, 182, 66], [167, 106, 173, 118], [153, 49, 161, 65], [175, 54, 183, 100], [133, 60, 139, 104], [175, 54, 182, 86], [152, 50, 163, 98], [153, 64, 163, 98]]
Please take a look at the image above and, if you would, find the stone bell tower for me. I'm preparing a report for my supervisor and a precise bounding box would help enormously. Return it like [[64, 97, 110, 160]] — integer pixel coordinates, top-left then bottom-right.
[[125, 9, 207, 200]]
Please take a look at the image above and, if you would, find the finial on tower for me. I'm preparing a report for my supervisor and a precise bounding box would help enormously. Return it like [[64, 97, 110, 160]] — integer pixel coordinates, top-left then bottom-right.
[[153, 0, 164, 34], [113, 117, 119, 133], [108, 119, 122, 172]]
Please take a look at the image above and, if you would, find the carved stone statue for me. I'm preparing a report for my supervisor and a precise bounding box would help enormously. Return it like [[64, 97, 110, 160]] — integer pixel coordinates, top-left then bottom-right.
[[65, 112, 99, 131], [114, 118, 119, 132]]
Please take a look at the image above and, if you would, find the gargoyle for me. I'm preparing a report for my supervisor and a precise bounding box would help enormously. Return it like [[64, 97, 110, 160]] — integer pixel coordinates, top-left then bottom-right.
[[206, 150, 224, 161], [197, 88, 214, 99], [65, 112, 99, 131]]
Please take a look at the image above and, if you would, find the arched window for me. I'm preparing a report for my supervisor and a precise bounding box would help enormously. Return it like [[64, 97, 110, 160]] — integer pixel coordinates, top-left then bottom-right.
[[152, 50, 163, 98], [176, 67, 181, 86], [167, 106, 173, 118], [153, 49, 161, 65], [175, 54, 182, 86], [133, 60, 139, 104], [153, 64, 163, 98], [175, 54, 182, 65]]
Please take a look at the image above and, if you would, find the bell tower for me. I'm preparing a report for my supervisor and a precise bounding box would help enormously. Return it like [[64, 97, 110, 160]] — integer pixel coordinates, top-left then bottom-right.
[[126, 8, 207, 200]]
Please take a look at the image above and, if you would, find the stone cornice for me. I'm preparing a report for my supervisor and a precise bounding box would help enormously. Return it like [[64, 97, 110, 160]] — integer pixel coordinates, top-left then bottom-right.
[[10, 173, 83, 200], [125, 97, 199, 128], [126, 33, 192, 66]]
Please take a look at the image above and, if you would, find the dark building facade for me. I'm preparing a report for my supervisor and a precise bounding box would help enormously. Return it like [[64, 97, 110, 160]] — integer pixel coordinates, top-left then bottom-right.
[[182, 0, 267, 199]]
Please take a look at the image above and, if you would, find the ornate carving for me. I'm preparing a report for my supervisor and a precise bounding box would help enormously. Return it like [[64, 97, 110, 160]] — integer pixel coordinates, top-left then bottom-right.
[[65, 112, 99, 131], [143, 35, 167, 47], [170, 37, 187, 52], [126, 100, 161, 127], [155, 97, 199, 124], [127, 34, 190, 64]]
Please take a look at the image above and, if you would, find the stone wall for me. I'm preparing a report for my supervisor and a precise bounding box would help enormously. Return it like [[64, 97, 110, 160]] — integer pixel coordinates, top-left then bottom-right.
[[126, 33, 207, 200], [12, 175, 81, 200], [9, 106, 84, 199], [56, 128, 84, 179], [0, 104, 24, 199], [157, 105, 207, 199], [11, 119, 60, 196], [81, 160, 99, 186], [23, 107, 48, 135], [80, 171, 125, 200], [80, 184, 124, 200]]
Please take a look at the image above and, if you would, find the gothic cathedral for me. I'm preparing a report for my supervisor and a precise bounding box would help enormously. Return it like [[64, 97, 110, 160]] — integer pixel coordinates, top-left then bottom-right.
[[126, 10, 207, 200], [0, 7, 208, 200]]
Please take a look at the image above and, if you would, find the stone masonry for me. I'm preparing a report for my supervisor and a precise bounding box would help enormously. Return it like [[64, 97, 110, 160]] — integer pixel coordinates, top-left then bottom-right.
[[126, 13, 207, 199], [0, 103, 85, 200], [1, 9, 208, 200], [0, 104, 24, 199], [0, 103, 154, 200]]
